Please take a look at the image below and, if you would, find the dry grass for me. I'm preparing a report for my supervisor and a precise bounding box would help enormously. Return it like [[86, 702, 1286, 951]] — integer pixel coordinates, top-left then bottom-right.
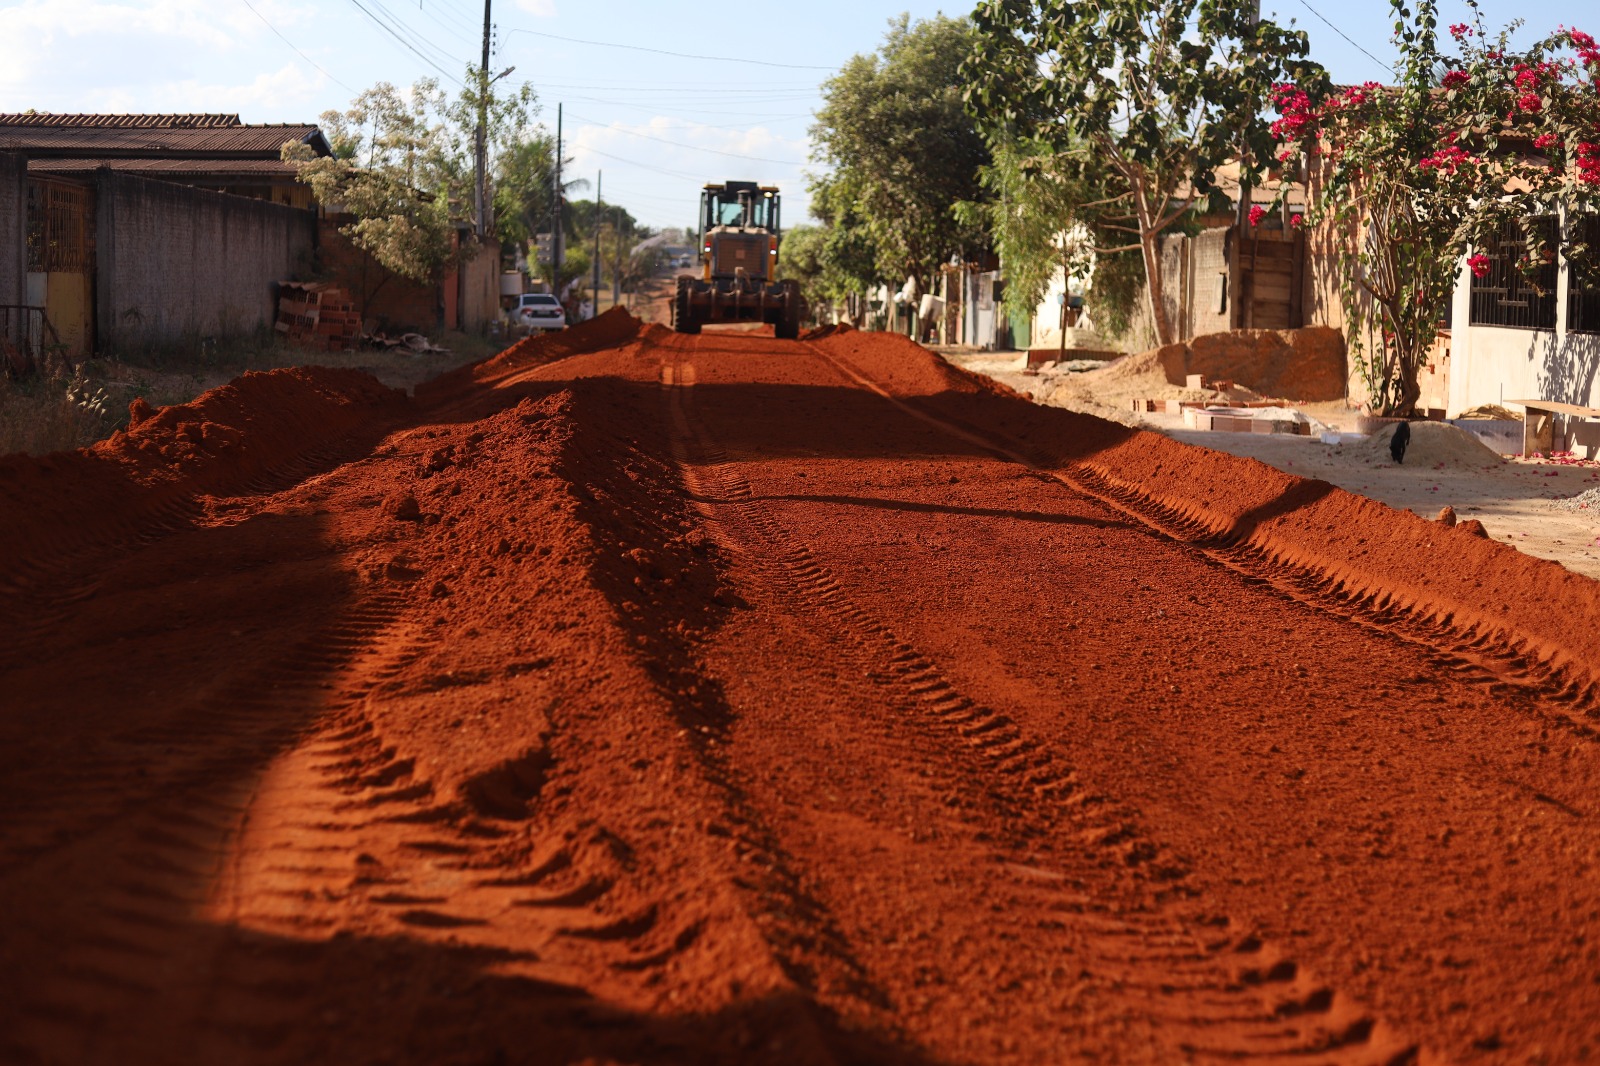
[[0, 329, 505, 459]]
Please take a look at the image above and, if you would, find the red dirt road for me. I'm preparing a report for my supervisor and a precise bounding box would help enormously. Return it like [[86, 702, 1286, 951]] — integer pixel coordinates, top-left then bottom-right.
[[5, 314, 1600, 1065]]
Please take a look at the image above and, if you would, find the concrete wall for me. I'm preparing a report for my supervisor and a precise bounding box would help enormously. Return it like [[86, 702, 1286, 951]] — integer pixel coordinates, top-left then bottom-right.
[[1450, 256, 1600, 430], [96, 171, 314, 350], [0, 153, 25, 312], [458, 237, 501, 332]]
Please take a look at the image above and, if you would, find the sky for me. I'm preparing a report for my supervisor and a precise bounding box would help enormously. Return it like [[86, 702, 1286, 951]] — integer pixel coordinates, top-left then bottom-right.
[[0, 0, 1595, 230]]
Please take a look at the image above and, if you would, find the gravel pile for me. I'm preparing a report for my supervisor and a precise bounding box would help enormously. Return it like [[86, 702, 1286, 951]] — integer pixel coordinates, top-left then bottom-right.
[[1553, 487, 1600, 515]]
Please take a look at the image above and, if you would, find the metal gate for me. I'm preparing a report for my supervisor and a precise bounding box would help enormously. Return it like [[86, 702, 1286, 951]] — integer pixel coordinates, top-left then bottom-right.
[[25, 178, 94, 360]]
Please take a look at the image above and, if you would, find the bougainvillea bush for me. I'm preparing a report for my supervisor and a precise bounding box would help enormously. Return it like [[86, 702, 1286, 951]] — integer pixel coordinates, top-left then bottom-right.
[[1268, 0, 1600, 415]]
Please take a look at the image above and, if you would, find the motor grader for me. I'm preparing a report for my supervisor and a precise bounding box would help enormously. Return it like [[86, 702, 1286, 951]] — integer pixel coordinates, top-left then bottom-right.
[[674, 180, 803, 338]]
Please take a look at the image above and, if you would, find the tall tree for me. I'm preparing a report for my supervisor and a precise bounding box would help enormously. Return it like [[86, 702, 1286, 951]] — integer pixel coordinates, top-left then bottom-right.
[[811, 14, 993, 293], [285, 74, 534, 305], [954, 136, 1144, 340], [966, 0, 1324, 346]]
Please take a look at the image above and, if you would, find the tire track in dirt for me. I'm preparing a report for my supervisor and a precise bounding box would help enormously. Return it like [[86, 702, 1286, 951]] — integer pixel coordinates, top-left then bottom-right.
[[663, 337, 1421, 1064], [0, 589, 413, 1065], [811, 342, 1600, 743]]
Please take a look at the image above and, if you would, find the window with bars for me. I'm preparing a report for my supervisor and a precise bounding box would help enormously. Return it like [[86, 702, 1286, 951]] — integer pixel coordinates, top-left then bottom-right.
[[1568, 213, 1600, 334], [25, 180, 92, 274], [1469, 216, 1558, 330]]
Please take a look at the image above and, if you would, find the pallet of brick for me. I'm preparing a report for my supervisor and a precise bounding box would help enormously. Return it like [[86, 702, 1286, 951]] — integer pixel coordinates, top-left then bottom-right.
[[276, 282, 360, 350]]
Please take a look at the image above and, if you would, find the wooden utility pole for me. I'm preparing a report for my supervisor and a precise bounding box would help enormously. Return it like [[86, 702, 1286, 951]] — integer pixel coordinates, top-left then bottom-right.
[[473, 0, 491, 239], [613, 205, 623, 306], [593, 170, 602, 311], [553, 103, 563, 288]]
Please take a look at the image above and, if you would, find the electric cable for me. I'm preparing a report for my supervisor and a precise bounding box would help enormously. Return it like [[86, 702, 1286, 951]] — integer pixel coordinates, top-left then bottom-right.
[[1295, 0, 1396, 76], [343, 0, 466, 84], [568, 112, 804, 165], [505, 28, 834, 70], [234, 0, 359, 94]]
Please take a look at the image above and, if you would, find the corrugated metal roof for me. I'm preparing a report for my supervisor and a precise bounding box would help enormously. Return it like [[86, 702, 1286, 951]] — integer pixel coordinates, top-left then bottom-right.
[[27, 157, 301, 178], [0, 113, 243, 128], [0, 123, 323, 157]]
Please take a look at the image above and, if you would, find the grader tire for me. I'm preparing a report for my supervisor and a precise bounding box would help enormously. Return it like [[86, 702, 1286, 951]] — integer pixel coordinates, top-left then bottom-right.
[[673, 279, 701, 334]]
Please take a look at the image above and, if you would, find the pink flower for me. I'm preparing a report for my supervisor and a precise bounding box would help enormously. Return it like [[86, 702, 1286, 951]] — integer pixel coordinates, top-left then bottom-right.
[[1570, 29, 1596, 50], [1248, 205, 1267, 227], [1578, 142, 1600, 185], [1468, 254, 1491, 278], [1517, 91, 1543, 113], [1442, 70, 1470, 89], [1450, 22, 1473, 39], [1420, 144, 1473, 174], [1534, 132, 1559, 149], [1291, 214, 1305, 229]]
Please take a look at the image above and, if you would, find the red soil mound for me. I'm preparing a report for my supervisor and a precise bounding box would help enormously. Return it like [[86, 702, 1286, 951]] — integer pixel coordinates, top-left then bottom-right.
[[808, 327, 1600, 699], [0, 366, 404, 581], [417, 307, 648, 407]]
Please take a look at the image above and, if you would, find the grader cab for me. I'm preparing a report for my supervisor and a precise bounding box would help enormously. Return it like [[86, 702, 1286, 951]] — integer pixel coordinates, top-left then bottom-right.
[[674, 180, 803, 339]]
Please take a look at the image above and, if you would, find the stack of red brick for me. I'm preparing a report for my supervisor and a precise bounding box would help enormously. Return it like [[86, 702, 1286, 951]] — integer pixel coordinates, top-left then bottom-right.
[[275, 282, 361, 351]]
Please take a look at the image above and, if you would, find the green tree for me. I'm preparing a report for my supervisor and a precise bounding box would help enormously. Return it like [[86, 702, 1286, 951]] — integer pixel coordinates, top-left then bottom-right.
[[967, 0, 1324, 346], [807, 171, 889, 309], [1269, 0, 1600, 415], [811, 14, 993, 294], [493, 132, 556, 255], [954, 136, 1143, 340], [285, 74, 534, 305]]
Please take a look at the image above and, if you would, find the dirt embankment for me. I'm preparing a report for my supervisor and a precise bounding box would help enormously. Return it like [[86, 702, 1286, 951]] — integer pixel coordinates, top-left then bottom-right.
[[6, 313, 1600, 1064]]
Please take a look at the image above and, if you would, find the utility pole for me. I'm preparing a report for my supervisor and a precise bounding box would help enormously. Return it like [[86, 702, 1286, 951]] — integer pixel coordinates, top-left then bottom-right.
[[553, 103, 563, 292], [613, 205, 623, 306], [473, 0, 491, 239], [593, 170, 602, 312]]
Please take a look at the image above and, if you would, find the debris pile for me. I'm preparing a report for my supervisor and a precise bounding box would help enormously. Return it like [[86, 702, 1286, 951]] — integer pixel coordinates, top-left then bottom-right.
[[275, 282, 361, 351]]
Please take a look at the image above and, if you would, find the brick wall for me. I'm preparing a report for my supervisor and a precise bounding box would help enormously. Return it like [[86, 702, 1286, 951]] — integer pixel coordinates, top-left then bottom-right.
[[316, 219, 441, 333], [95, 171, 314, 350]]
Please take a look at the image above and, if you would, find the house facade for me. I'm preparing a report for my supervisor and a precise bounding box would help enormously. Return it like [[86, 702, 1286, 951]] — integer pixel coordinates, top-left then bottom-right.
[[1447, 215, 1600, 444]]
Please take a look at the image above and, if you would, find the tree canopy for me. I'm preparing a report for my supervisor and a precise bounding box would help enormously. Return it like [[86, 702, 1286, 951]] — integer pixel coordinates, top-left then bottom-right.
[[810, 14, 993, 291], [966, 0, 1324, 345], [286, 74, 534, 292]]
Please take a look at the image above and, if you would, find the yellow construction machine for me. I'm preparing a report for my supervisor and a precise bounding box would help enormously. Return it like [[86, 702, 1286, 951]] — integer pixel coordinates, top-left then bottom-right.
[[673, 180, 803, 338]]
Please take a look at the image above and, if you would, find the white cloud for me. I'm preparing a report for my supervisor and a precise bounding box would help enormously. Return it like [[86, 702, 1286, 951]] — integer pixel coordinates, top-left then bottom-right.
[[515, 0, 557, 16], [0, 0, 324, 110], [566, 116, 815, 227], [86, 63, 327, 118]]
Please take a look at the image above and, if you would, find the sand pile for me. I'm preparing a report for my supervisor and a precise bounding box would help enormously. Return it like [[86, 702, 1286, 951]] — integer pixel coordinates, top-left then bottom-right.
[[1356, 421, 1505, 468]]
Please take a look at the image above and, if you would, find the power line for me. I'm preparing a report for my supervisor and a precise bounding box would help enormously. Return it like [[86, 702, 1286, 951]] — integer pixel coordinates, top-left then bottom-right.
[[523, 81, 818, 94], [558, 92, 815, 120], [234, 0, 358, 94], [368, 0, 470, 74], [1295, 0, 1395, 76], [505, 28, 835, 70], [407, 0, 479, 48], [568, 112, 804, 165], [574, 144, 716, 181], [343, 0, 465, 84]]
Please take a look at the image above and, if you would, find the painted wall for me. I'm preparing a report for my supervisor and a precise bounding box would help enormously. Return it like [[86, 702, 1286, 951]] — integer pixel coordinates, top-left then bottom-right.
[[95, 171, 314, 350], [1450, 256, 1600, 428]]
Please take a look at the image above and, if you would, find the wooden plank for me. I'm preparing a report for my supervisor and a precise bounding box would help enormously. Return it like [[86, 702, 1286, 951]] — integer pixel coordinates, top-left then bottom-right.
[[1507, 399, 1600, 418]]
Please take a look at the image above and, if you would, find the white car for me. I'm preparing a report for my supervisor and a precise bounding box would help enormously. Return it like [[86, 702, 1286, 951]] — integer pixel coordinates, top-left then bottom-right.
[[516, 293, 567, 330]]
